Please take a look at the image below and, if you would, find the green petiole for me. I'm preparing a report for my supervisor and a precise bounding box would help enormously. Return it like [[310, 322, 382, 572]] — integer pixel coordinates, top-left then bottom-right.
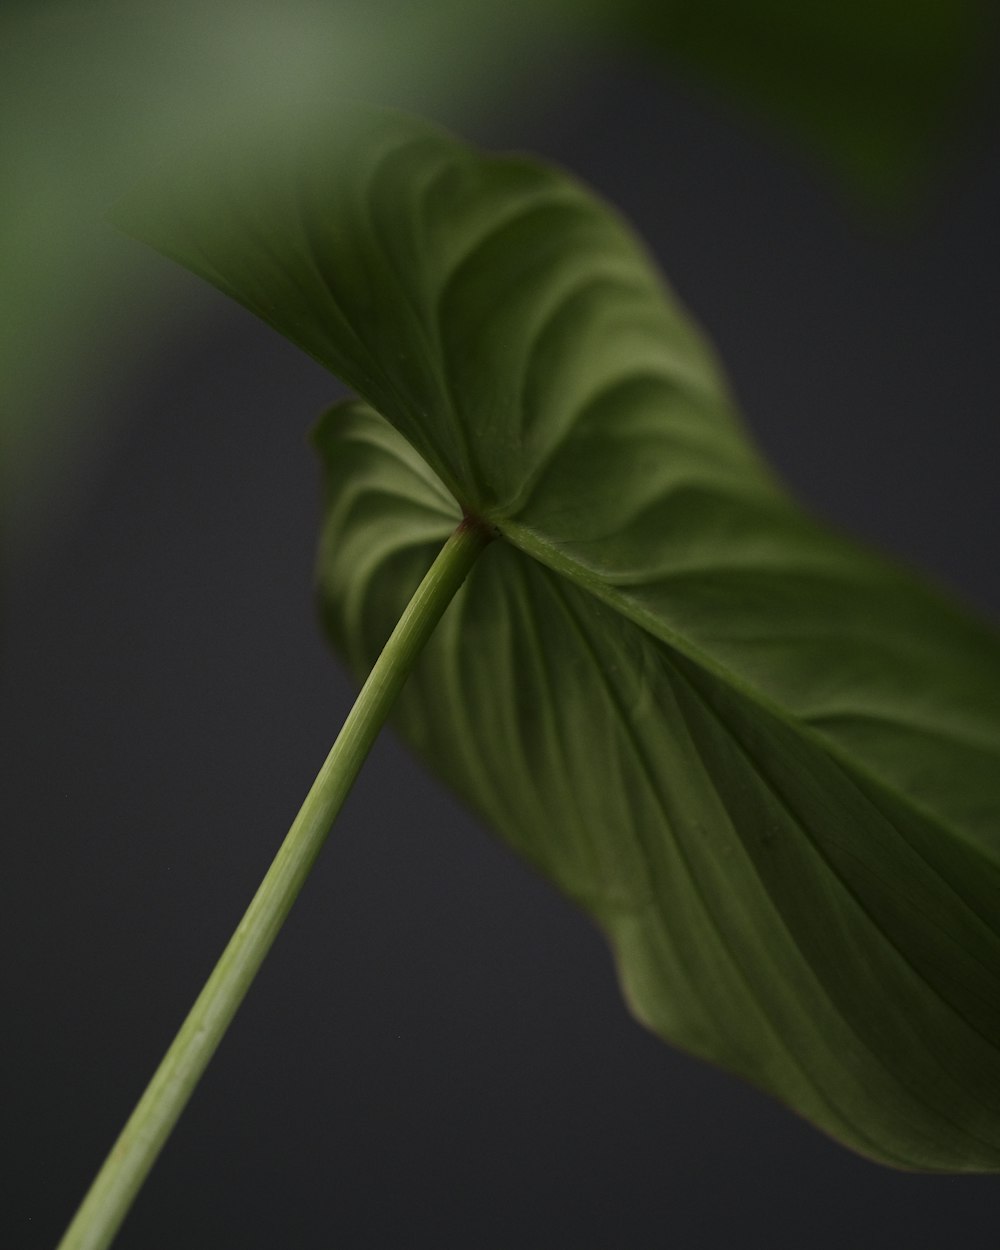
[[58, 515, 494, 1250]]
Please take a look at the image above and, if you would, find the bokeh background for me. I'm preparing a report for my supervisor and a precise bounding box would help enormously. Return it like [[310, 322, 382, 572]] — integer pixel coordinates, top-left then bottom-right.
[[4, 3, 1000, 1246]]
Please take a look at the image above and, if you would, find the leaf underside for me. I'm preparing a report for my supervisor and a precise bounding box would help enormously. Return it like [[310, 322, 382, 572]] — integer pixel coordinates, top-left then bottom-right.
[[115, 108, 1000, 1170]]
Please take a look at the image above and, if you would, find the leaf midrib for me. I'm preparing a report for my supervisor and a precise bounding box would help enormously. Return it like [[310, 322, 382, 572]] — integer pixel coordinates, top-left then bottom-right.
[[492, 512, 1000, 875], [544, 571, 882, 1148], [544, 564, 996, 1163]]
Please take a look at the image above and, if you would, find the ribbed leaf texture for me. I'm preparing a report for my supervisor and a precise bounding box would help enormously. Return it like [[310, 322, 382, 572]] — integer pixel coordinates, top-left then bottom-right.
[[116, 108, 1000, 1170]]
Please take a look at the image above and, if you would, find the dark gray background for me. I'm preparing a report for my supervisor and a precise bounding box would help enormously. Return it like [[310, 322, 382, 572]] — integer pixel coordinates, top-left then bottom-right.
[[5, 57, 1000, 1249]]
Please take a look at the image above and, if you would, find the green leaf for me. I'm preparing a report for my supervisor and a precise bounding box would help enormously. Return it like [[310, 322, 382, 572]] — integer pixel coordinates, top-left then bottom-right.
[[115, 109, 1000, 1170]]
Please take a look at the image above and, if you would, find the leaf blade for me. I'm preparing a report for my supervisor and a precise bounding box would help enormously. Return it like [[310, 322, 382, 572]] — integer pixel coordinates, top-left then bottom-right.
[[120, 109, 1000, 1169], [313, 399, 1000, 1170]]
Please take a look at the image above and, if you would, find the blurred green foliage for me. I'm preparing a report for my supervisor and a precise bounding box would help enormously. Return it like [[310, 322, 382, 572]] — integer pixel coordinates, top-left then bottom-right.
[[606, 0, 987, 203], [1, 0, 990, 555], [1, 0, 577, 551]]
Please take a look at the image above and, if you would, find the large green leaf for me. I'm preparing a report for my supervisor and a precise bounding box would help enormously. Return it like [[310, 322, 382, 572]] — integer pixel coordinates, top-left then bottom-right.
[[115, 109, 1000, 1170]]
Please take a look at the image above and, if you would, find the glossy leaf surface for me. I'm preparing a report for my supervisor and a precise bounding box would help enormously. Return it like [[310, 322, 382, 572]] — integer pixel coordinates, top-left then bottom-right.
[[116, 110, 1000, 1169]]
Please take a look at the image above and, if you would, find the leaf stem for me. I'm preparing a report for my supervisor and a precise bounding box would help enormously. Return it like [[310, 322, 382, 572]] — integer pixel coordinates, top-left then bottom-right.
[[57, 515, 493, 1250]]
